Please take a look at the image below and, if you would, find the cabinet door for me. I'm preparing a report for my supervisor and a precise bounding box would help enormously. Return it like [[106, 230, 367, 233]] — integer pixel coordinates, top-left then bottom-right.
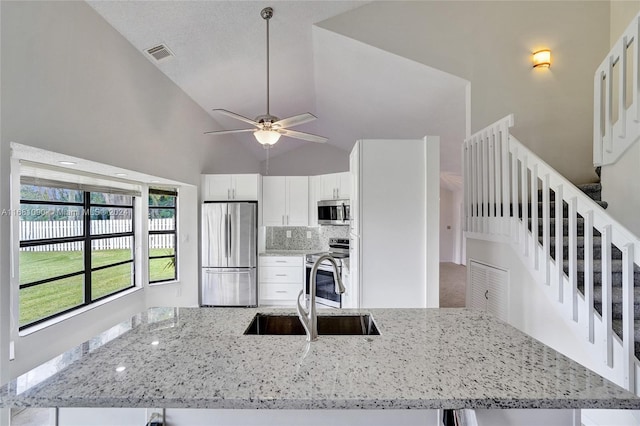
[[232, 174, 259, 200], [347, 233, 360, 309], [262, 176, 286, 226], [260, 266, 303, 283], [485, 266, 508, 321], [336, 172, 351, 199], [286, 176, 309, 226], [349, 144, 360, 236], [308, 176, 320, 226], [468, 261, 508, 320], [203, 175, 232, 200], [259, 283, 301, 304], [469, 262, 487, 311], [319, 174, 338, 200]]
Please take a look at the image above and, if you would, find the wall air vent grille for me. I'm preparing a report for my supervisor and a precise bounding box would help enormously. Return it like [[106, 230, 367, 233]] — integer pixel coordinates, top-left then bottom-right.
[[145, 44, 174, 62]]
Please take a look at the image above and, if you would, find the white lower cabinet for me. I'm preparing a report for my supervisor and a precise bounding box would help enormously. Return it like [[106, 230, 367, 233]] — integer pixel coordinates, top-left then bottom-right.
[[54, 407, 579, 426], [57, 408, 148, 426], [259, 256, 304, 306], [468, 260, 509, 321], [164, 409, 440, 426]]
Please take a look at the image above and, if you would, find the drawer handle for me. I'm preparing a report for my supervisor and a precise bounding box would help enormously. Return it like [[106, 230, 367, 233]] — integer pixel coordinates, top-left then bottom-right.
[[275, 261, 287, 263], [275, 274, 288, 277], [275, 290, 288, 294]]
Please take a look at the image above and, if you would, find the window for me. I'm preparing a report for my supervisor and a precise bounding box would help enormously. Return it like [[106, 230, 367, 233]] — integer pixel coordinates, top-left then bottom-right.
[[148, 189, 177, 283], [19, 184, 136, 329]]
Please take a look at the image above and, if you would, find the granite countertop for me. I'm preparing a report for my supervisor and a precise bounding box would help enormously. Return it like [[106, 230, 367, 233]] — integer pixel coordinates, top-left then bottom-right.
[[1, 307, 639, 410], [259, 250, 317, 257]]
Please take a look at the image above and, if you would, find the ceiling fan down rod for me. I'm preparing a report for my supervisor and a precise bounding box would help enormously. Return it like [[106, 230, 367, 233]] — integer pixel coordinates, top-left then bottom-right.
[[261, 7, 273, 117]]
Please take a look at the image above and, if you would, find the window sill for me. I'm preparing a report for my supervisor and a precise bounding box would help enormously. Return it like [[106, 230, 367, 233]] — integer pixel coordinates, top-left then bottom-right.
[[148, 280, 179, 287], [18, 286, 143, 337]]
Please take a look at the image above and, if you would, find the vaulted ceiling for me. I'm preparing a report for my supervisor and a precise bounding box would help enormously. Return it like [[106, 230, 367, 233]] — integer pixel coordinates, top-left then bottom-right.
[[88, 1, 467, 176]]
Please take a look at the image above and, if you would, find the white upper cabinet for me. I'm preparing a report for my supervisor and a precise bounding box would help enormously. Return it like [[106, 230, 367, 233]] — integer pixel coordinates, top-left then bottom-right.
[[262, 176, 287, 226], [232, 174, 260, 200], [337, 172, 351, 199], [262, 176, 309, 226], [201, 174, 260, 201], [286, 176, 309, 226], [319, 172, 350, 200]]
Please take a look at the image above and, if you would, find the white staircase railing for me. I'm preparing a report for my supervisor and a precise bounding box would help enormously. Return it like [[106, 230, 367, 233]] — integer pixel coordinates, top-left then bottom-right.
[[465, 114, 640, 393], [594, 12, 640, 166]]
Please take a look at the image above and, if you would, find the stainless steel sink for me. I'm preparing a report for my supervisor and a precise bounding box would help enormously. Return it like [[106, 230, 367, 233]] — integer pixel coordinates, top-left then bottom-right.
[[244, 314, 380, 336]]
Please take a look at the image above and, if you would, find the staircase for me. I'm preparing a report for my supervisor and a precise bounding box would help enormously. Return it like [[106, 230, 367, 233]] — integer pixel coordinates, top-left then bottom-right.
[[530, 178, 640, 358], [464, 114, 640, 393]]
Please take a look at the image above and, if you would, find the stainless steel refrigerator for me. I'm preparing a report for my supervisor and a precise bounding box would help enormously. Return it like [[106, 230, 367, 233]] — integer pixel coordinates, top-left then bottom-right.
[[201, 201, 257, 306]]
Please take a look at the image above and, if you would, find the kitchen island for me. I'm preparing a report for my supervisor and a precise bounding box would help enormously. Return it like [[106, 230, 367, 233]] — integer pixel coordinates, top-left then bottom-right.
[[1, 307, 638, 421]]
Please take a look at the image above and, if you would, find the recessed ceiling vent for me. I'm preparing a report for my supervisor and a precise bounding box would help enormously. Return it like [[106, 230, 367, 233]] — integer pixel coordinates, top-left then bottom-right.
[[145, 44, 174, 62]]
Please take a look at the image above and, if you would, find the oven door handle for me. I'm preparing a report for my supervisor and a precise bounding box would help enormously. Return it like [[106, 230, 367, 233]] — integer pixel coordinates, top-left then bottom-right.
[[306, 264, 337, 273]]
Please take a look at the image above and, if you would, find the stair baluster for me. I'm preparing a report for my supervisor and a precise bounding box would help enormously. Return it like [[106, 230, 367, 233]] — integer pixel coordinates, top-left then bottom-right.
[[464, 113, 640, 393]]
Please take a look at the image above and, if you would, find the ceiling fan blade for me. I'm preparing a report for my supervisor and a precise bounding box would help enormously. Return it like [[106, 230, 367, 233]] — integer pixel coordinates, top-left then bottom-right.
[[204, 128, 256, 135], [273, 113, 317, 129], [279, 129, 328, 143], [212, 109, 260, 127]]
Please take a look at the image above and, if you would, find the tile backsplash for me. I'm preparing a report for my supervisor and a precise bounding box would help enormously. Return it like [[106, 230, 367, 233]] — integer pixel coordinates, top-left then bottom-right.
[[265, 226, 349, 251]]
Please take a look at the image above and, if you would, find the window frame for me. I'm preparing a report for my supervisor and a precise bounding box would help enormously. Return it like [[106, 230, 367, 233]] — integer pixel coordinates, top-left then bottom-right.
[[18, 186, 136, 330], [148, 188, 178, 284]]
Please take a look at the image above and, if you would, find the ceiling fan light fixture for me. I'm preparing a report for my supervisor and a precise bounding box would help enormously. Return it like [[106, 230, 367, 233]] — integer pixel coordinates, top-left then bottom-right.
[[204, 7, 327, 144], [254, 129, 281, 145]]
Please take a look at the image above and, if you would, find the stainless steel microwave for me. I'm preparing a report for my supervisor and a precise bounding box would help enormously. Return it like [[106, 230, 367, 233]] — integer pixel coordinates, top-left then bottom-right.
[[317, 199, 350, 226]]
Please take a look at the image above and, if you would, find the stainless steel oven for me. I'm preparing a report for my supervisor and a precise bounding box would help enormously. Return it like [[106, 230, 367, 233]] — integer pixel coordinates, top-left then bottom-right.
[[317, 199, 350, 226], [305, 260, 342, 308], [305, 238, 349, 308]]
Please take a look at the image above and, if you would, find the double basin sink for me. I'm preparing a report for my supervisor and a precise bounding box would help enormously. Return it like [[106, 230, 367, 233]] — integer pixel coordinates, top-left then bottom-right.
[[244, 314, 380, 336]]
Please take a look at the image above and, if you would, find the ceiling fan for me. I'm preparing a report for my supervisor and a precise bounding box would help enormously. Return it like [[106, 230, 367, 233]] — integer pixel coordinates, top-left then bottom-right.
[[204, 7, 327, 146]]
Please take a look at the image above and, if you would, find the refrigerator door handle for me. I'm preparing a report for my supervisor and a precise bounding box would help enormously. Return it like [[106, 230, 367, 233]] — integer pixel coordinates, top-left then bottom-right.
[[224, 213, 229, 259], [228, 212, 232, 258]]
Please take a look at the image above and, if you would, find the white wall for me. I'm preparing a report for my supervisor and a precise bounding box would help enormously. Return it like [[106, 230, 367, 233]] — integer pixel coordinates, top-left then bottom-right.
[[466, 237, 622, 385], [358, 137, 439, 309], [259, 143, 349, 176], [453, 189, 464, 264], [439, 187, 455, 262], [610, 0, 640, 47], [0, 1, 256, 382], [601, 142, 640, 236], [318, 1, 609, 184], [601, 5, 640, 237], [145, 185, 200, 309]]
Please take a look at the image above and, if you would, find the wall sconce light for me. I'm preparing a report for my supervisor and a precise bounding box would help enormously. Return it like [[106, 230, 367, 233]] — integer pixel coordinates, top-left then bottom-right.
[[532, 49, 551, 68]]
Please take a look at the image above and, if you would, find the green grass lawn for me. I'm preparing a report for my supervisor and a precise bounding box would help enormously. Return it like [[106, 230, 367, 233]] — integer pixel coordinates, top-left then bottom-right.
[[19, 249, 175, 326]]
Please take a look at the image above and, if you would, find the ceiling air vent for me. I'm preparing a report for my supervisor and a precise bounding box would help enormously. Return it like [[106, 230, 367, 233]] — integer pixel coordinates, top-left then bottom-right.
[[145, 44, 174, 62]]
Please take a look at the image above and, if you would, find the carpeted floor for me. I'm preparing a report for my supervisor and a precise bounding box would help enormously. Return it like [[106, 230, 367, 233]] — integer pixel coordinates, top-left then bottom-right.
[[440, 262, 466, 308]]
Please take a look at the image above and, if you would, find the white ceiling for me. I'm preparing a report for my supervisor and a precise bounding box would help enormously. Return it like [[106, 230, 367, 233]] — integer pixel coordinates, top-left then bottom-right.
[[87, 1, 468, 174]]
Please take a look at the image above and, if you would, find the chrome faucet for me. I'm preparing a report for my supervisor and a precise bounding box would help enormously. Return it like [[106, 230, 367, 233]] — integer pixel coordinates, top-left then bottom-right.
[[296, 254, 345, 342]]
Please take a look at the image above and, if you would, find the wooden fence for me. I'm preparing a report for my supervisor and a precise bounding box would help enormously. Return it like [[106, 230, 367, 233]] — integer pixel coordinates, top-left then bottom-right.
[[20, 219, 174, 252]]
